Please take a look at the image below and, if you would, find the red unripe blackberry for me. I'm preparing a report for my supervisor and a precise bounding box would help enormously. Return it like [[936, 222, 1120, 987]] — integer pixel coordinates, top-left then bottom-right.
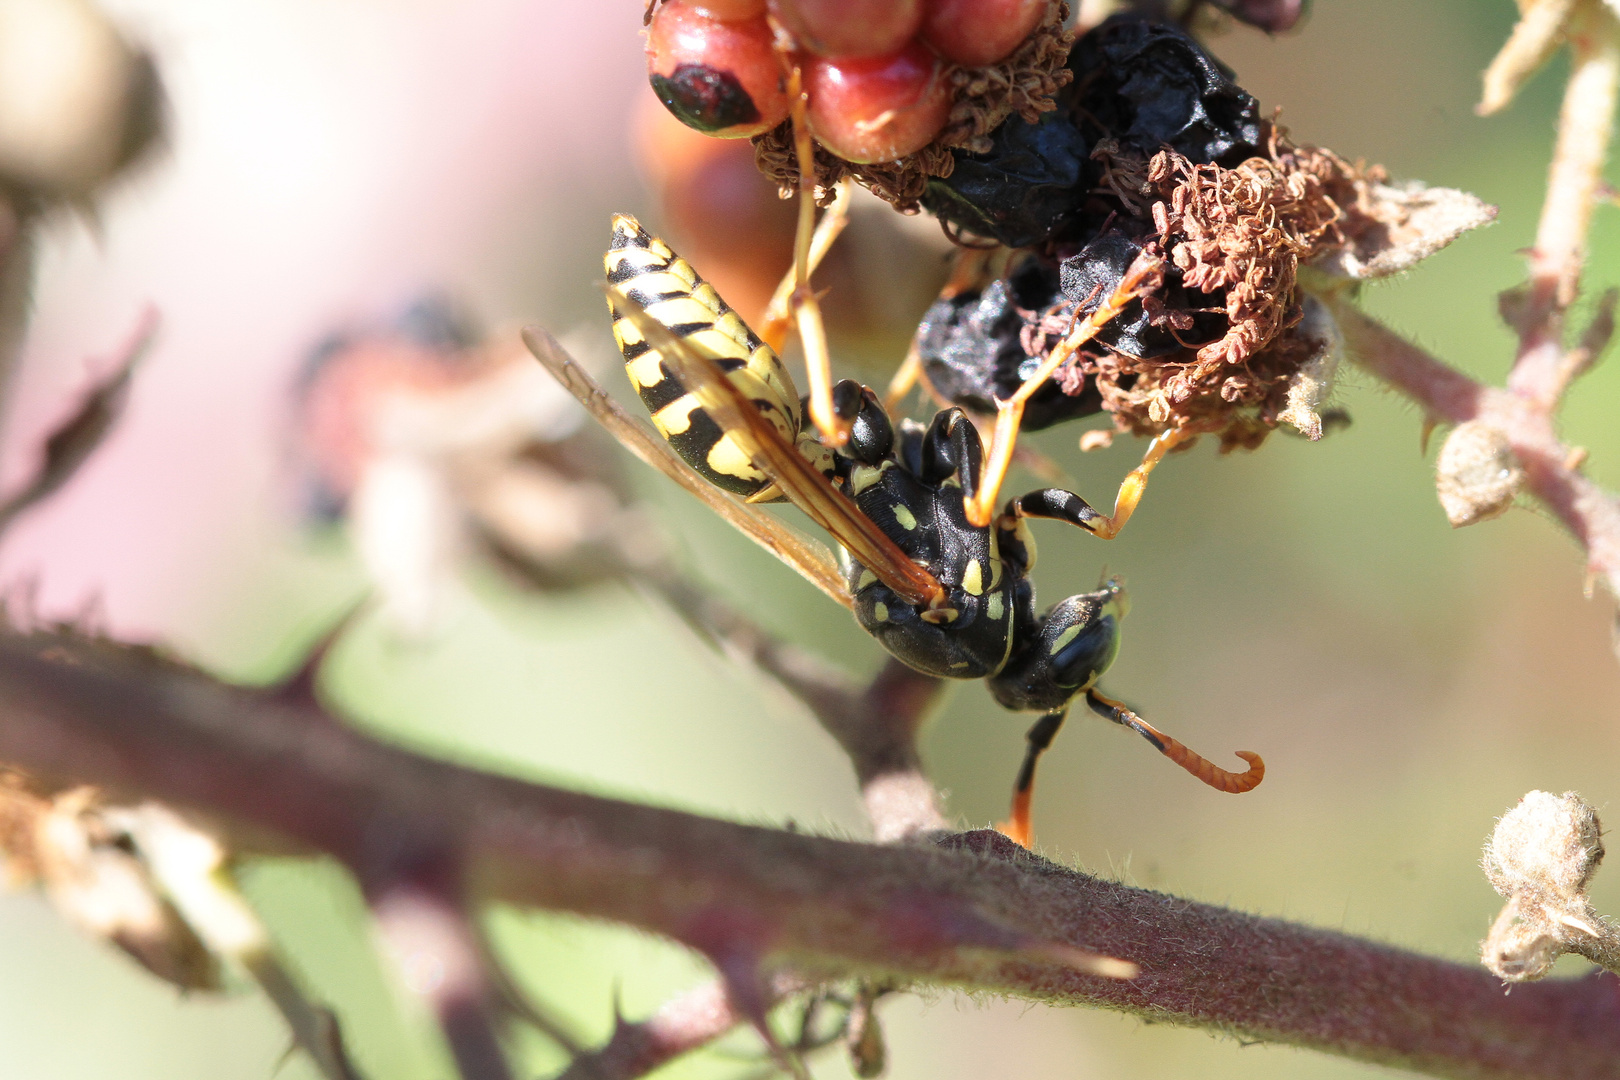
[[921, 0, 1048, 67], [647, 1, 789, 138], [804, 43, 951, 162], [767, 0, 923, 59], [691, 0, 768, 20]]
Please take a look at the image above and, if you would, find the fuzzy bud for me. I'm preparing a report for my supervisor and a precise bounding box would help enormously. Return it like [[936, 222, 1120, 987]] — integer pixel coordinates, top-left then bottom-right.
[[1481, 790, 1618, 982], [1435, 421, 1522, 527], [1485, 790, 1604, 902]]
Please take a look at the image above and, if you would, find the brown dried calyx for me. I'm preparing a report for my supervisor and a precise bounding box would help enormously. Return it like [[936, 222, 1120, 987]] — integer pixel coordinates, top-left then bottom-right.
[[753, 2, 1074, 211], [1053, 131, 1388, 446]]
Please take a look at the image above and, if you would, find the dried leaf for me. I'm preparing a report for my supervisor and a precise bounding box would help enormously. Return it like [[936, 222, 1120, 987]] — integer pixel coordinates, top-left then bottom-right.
[[1313, 182, 1497, 280]]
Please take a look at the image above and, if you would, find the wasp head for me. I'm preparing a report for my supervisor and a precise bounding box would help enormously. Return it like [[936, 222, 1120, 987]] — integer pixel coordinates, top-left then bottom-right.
[[988, 577, 1127, 714]]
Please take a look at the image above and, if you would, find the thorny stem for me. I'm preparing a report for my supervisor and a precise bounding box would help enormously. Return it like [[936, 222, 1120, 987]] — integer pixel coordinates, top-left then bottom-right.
[[552, 974, 808, 1080], [371, 879, 514, 1080], [1320, 293, 1620, 599], [1519, 1, 1620, 324], [4, 631, 1620, 1080]]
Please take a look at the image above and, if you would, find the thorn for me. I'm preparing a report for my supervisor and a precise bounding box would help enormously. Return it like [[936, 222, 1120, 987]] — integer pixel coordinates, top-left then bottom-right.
[[1025, 940, 1140, 980], [1420, 415, 1440, 456], [714, 950, 807, 1080], [272, 596, 370, 708], [1550, 907, 1603, 937]]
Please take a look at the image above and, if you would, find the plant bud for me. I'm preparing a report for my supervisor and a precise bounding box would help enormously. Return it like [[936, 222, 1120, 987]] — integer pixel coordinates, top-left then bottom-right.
[[1435, 420, 1522, 527]]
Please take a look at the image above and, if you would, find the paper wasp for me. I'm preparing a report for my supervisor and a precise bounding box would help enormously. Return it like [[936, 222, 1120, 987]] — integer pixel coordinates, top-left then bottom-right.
[[524, 214, 1262, 845]]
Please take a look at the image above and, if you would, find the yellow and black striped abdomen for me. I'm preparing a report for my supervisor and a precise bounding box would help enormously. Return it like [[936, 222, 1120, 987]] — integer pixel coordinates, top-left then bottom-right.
[[605, 214, 802, 498]]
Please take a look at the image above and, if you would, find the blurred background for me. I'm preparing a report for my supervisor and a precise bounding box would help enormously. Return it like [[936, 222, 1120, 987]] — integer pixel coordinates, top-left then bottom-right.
[[0, 1, 1617, 1078]]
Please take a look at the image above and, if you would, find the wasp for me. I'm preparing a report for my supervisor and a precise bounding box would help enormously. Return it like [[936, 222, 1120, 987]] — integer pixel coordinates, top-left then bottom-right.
[[526, 215, 1263, 845]]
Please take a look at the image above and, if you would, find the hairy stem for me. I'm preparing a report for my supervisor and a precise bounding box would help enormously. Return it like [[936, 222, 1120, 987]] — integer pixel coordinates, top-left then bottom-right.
[[1, 631, 1619, 1079]]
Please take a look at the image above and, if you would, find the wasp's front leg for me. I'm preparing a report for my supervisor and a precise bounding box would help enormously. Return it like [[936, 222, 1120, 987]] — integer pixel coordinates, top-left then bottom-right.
[[916, 408, 984, 502], [995, 426, 1197, 541]]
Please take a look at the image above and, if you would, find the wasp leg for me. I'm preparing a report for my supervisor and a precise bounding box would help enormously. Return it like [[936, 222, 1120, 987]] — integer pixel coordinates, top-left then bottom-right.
[[918, 408, 983, 501], [1084, 689, 1265, 793], [998, 710, 1068, 849], [1000, 425, 1194, 541], [833, 380, 895, 465], [759, 179, 851, 354], [884, 247, 999, 412], [778, 65, 848, 448], [964, 250, 1165, 528]]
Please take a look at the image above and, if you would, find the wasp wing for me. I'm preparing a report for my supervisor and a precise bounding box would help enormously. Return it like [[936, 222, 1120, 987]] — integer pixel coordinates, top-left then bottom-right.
[[603, 285, 945, 610], [522, 326, 853, 611]]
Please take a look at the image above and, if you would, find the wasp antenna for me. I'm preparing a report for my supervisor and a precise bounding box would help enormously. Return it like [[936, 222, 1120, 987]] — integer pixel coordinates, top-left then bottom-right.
[[1085, 689, 1264, 794]]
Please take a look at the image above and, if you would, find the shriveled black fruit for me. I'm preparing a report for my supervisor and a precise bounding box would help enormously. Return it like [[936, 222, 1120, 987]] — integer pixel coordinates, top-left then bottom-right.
[[1068, 16, 1262, 166], [1059, 231, 1226, 359], [921, 105, 1092, 249], [918, 260, 1104, 431]]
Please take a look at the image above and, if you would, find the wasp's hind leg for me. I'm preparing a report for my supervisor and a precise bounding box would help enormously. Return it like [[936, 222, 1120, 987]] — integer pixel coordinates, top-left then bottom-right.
[[998, 710, 1068, 849]]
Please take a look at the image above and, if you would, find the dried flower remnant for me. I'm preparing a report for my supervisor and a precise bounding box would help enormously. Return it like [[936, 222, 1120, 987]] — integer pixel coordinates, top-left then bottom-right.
[[0, 776, 220, 990], [0, 0, 165, 201], [1481, 790, 1620, 981], [916, 15, 1491, 449]]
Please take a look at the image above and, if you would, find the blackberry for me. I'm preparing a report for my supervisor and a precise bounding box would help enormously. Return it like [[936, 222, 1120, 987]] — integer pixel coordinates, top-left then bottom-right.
[[1069, 16, 1263, 167], [918, 259, 1104, 431]]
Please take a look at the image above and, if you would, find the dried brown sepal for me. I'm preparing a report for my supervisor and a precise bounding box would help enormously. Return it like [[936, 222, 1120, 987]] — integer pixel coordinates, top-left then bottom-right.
[[1313, 182, 1498, 280], [751, 2, 1073, 211], [753, 122, 955, 209]]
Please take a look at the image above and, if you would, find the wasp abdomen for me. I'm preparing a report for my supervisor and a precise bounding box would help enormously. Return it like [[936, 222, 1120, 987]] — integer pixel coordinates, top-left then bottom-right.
[[605, 213, 804, 497]]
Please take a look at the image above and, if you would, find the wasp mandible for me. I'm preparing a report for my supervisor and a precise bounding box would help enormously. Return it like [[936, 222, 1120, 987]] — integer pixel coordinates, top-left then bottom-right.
[[527, 215, 1263, 845]]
